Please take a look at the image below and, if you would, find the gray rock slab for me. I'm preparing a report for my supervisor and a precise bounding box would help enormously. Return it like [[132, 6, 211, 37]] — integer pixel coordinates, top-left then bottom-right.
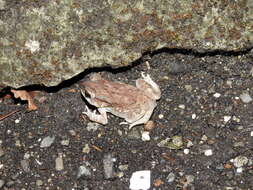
[[1, 0, 253, 88]]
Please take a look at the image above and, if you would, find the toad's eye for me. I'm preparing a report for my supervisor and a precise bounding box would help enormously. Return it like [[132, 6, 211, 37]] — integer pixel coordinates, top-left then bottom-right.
[[84, 90, 91, 98], [81, 89, 93, 99]]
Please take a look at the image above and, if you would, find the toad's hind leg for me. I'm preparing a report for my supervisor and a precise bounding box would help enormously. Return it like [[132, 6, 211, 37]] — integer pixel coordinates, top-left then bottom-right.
[[82, 106, 108, 125], [128, 107, 155, 130]]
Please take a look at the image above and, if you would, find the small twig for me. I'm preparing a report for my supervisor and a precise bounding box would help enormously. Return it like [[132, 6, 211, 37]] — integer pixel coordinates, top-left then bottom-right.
[[0, 110, 20, 121], [91, 145, 102, 152]]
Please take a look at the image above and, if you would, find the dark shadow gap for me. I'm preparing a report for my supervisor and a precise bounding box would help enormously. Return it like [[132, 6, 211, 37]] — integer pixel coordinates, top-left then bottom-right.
[[0, 58, 142, 95], [144, 46, 253, 57], [1, 46, 253, 96]]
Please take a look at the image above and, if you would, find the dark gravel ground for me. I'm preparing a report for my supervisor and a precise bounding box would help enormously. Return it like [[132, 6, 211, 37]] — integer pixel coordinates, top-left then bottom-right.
[[0, 50, 253, 190]]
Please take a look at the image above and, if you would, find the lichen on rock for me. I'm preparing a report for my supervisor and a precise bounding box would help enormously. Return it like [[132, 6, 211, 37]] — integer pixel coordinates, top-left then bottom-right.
[[0, 0, 252, 88]]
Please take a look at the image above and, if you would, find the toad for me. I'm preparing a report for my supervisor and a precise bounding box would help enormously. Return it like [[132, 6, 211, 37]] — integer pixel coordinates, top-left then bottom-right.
[[80, 72, 161, 129]]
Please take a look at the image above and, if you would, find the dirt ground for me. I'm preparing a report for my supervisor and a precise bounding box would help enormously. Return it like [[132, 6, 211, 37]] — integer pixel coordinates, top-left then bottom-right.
[[0, 50, 253, 190]]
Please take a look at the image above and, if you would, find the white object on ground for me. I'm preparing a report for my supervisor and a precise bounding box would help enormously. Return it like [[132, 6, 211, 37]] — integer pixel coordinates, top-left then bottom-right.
[[141, 131, 151, 141], [204, 149, 213, 156], [130, 170, 151, 190]]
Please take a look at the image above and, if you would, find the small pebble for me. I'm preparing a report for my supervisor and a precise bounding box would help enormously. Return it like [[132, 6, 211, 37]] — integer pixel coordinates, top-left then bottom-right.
[[77, 165, 91, 178], [204, 149, 213, 156], [250, 131, 253, 137], [213, 93, 221, 98], [21, 159, 30, 172], [82, 144, 90, 154], [184, 149, 190, 154], [68, 130, 76, 136], [144, 121, 155, 131], [167, 172, 175, 183], [117, 130, 123, 136], [224, 116, 231, 123], [7, 130, 11, 135], [116, 171, 124, 178], [240, 93, 252, 103], [185, 175, 195, 185], [15, 119, 20, 124], [24, 152, 30, 159], [40, 136, 55, 148], [55, 154, 64, 171], [118, 164, 128, 171], [158, 114, 164, 119], [141, 131, 150, 141], [15, 140, 21, 147], [226, 80, 232, 87], [236, 167, 243, 173], [61, 139, 70, 146], [233, 141, 244, 147], [0, 179, 5, 188], [201, 135, 208, 141], [178, 104, 185, 109], [185, 85, 192, 92], [103, 154, 114, 179], [172, 136, 183, 148], [192, 114, 196, 119], [36, 179, 43, 186], [86, 122, 101, 131], [187, 141, 193, 147]]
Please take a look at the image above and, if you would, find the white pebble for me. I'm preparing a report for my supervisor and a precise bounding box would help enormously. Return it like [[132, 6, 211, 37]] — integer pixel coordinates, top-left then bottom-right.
[[250, 131, 253, 137], [55, 154, 64, 171], [184, 149, 190, 154], [201, 135, 208, 141], [240, 93, 252, 103], [86, 122, 101, 131], [15, 119, 20, 124], [213, 93, 221, 98], [187, 141, 194, 147], [158, 114, 164, 119], [204, 149, 213, 156], [236, 167, 243, 173], [224, 116, 231, 123], [141, 131, 150, 141], [192, 114, 196, 119], [178, 104, 185, 109], [40, 136, 55, 148], [24, 153, 30, 159], [226, 80, 232, 88], [130, 170, 150, 190]]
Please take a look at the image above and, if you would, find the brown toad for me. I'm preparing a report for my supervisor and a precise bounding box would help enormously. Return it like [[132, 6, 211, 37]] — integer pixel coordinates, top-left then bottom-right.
[[80, 72, 161, 129]]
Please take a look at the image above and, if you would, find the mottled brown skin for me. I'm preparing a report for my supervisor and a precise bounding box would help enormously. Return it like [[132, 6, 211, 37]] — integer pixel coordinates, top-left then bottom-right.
[[80, 73, 161, 129]]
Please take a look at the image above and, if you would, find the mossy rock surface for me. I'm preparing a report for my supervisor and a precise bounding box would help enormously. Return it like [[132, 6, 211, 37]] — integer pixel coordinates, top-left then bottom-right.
[[0, 0, 252, 87]]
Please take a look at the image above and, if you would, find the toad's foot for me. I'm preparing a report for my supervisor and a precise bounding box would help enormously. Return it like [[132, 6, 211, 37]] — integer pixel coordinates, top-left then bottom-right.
[[82, 106, 108, 125], [119, 121, 129, 125]]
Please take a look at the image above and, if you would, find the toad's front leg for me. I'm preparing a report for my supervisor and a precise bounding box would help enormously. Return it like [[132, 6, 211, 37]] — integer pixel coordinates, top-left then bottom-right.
[[82, 106, 108, 125]]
